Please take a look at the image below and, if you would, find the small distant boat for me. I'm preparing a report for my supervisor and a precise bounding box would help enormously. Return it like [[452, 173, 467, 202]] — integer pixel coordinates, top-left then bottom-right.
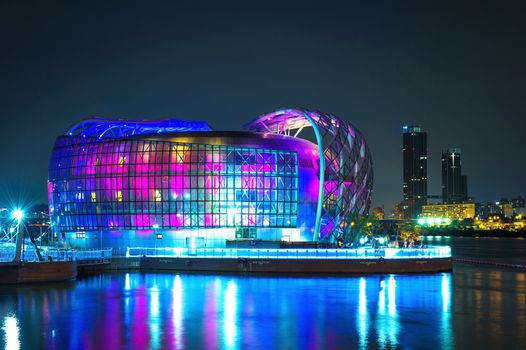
[[0, 220, 77, 284]]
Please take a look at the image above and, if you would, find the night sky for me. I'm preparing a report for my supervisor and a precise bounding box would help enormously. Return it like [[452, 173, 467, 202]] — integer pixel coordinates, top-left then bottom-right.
[[1, 1, 525, 211]]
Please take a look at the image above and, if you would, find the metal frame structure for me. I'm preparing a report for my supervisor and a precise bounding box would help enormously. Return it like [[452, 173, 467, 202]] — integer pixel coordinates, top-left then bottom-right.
[[244, 108, 373, 242]]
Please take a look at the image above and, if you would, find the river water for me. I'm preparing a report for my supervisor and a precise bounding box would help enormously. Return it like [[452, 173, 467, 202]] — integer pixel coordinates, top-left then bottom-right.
[[1, 237, 525, 349]]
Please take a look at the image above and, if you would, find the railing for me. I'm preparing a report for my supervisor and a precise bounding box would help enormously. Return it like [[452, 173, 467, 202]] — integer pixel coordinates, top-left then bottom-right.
[[0, 247, 17, 262], [0, 247, 112, 262], [126, 246, 452, 260], [44, 248, 113, 262]]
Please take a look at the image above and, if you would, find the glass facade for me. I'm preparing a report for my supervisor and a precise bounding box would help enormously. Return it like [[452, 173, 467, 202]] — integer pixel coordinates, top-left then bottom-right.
[[49, 136, 298, 232], [49, 109, 373, 248]]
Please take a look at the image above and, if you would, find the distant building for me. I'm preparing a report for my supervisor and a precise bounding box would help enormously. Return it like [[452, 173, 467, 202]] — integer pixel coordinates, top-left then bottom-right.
[[402, 125, 427, 218], [512, 196, 525, 210], [476, 202, 497, 219], [441, 148, 468, 203], [476, 201, 515, 219], [392, 201, 404, 220], [372, 207, 385, 220], [500, 203, 514, 218], [515, 208, 526, 217], [422, 203, 476, 220]]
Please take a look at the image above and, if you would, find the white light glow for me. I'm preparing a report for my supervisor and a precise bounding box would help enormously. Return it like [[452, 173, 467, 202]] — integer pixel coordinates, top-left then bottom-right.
[[172, 275, 183, 349], [2, 315, 20, 350], [11, 209, 24, 221], [125, 273, 131, 290], [223, 280, 238, 349]]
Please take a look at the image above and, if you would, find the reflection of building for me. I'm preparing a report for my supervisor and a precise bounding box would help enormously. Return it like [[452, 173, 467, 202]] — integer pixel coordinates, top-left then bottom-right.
[[402, 125, 427, 218], [48, 108, 373, 249], [421, 203, 475, 220], [441, 148, 468, 203]]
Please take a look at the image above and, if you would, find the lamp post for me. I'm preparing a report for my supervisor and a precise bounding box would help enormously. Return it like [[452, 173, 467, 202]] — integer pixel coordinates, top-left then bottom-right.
[[12, 209, 24, 262]]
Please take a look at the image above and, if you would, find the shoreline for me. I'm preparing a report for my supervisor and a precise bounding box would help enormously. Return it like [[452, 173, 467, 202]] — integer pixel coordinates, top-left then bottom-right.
[[422, 230, 526, 238]]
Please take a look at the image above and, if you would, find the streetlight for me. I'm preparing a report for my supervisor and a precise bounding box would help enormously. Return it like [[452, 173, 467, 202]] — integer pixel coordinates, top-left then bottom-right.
[[12, 208, 25, 262], [12, 209, 24, 221]]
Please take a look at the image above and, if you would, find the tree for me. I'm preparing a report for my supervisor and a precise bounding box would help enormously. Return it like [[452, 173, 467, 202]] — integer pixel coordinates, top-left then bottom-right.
[[397, 221, 421, 248], [337, 212, 379, 247]]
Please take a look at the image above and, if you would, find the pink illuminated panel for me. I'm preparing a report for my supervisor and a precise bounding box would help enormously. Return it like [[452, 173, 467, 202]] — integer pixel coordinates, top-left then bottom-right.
[[49, 136, 299, 231]]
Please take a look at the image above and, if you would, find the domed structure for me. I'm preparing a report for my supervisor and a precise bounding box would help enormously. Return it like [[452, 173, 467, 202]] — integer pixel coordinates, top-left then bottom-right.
[[48, 108, 372, 249]]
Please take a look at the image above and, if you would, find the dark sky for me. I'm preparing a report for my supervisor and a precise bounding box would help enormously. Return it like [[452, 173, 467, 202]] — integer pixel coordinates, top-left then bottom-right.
[[1, 1, 525, 211]]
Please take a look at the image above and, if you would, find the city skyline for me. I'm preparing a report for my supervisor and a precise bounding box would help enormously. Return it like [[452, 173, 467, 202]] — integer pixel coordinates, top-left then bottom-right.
[[1, 1, 525, 212]]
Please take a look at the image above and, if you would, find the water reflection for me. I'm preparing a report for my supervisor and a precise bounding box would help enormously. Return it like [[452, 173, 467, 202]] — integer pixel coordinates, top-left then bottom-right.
[[171, 275, 183, 349], [223, 280, 238, 349], [357, 277, 368, 349], [441, 274, 453, 349], [2, 315, 20, 350], [376, 276, 399, 348], [1, 267, 526, 349], [149, 283, 160, 350]]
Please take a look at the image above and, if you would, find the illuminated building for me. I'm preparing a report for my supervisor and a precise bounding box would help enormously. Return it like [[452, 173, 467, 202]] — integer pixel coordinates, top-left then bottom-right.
[[441, 148, 468, 203], [421, 203, 475, 220], [477, 201, 514, 219], [48, 108, 373, 249], [392, 201, 404, 220], [500, 203, 513, 218], [402, 125, 427, 218], [511, 195, 525, 210]]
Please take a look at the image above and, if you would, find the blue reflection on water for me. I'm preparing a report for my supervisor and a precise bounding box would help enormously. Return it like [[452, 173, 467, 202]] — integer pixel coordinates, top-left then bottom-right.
[[357, 277, 368, 349], [441, 274, 453, 349], [1, 272, 456, 349], [223, 280, 238, 349], [172, 275, 183, 349]]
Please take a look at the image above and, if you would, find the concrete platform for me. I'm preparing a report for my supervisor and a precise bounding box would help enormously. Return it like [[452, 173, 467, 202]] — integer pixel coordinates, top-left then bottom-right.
[[140, 256, 452, 274]]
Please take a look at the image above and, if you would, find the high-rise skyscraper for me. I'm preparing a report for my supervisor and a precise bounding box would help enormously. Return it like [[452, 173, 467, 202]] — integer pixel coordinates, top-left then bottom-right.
[[402, 125, 427, 218], [441, 148, 468, 203]]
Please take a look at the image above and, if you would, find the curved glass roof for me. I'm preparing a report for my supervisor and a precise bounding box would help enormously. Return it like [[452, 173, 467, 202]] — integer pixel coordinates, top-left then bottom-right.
[[66, 118, 212, 139]]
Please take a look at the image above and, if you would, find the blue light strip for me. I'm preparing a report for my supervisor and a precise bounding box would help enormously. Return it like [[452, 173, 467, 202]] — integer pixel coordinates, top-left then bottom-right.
[[66, 118, 212, 139], [126, 246, 452, 259]]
